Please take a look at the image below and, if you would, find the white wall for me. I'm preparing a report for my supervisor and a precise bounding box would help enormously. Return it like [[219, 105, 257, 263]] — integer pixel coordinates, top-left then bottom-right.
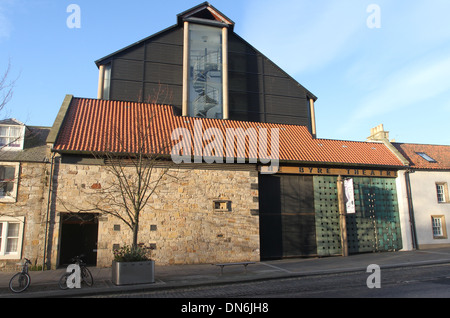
[[408, 170, 450, 248]]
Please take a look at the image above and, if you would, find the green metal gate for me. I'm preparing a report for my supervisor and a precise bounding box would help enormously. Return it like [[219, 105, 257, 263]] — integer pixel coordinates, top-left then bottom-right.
[[314, 176, 402, 256]]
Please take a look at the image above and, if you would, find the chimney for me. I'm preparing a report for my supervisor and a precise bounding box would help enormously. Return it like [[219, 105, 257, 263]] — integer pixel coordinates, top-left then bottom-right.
[[367, 124, 389, 141]]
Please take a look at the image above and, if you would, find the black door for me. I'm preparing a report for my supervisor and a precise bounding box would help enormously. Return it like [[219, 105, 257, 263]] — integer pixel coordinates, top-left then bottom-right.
[[259, 174, 317, 260], [59, 213, 99, 266]]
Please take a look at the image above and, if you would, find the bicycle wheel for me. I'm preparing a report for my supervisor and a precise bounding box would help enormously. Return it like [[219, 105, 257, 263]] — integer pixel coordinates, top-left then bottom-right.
[[9, 272, 31, 293], [81, 266, 93, 286], [58, 272, 71, 290]]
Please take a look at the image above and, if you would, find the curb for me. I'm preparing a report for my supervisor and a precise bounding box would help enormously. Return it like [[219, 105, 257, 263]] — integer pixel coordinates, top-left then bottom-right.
[[3, 257, 450, 298]]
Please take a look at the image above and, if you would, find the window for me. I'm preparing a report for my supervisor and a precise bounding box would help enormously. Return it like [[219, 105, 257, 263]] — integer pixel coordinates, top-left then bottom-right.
[[188, 23, 223, 119], [0, 217, 24, 259], [432, 216, 447, 239], [102, 63, 111, 100], [0, 163, 19, 202], [213, 200, 231, 212], [416, 152, 437, 163], [0, 125, 24, 150], [436, 183, 449, 203]]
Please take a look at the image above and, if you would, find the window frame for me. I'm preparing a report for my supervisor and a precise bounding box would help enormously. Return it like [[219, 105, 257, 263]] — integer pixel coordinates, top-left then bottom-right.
[[102, 63, 111, 100], [0, 216, 25, 259], [0, 124, 25, 150], [188, 23, 224, 119], [436, 182, 449, 203], [182, 21, 229, 119], [0, 162, 20, 203], [416, 152, 437, 163]]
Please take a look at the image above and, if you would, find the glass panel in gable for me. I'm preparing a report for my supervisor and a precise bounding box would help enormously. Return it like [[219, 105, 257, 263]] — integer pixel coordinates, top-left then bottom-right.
[[188, 23, 223, 119]]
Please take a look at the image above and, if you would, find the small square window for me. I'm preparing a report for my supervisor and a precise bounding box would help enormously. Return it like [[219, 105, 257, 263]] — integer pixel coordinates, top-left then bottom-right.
[[0, 217, 24, 259], [0, 124, 25, 150], [0, 163, 19, 202], [213, 200, 231, 212]]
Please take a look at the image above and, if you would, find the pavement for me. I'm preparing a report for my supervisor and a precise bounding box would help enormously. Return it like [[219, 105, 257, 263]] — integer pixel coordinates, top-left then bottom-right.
[[1, 247, 450, 298]]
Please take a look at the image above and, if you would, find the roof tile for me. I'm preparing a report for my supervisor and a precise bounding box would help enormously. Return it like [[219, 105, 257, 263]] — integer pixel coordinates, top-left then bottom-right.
[[393, 143, 450, 170], [53, 98, 404, 168]]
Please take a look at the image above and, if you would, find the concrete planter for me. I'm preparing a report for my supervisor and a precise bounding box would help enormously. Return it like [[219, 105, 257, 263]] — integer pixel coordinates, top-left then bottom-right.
[[111, 260, 155, 285]]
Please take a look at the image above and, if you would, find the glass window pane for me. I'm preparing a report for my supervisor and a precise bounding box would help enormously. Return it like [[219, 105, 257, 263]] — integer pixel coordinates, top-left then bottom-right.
[[10, 127, 21, 137], [4, 166, 15, 180], [6, 238, 18, 253], [188, 23, 223, 119], [7, 223, 19, 237], [433, 217, 443, 237], [0, 127, 8, 136], [0, 137, 7, 146], [103, 64, 111, 100], [5, 181, 14, 195], [437, 184, 445, 203]]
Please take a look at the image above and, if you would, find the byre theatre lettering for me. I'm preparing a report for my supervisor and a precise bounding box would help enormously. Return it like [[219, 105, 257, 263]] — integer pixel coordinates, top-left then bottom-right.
[[261, 166, 397, 178]]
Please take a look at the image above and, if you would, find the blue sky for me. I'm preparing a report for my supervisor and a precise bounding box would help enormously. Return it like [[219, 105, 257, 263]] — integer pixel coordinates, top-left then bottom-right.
[[1, 0, 449, 145]]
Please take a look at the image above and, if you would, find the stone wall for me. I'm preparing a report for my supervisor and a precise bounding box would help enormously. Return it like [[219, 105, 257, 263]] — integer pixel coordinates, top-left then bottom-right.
[[0, 162, 49, 271], [51, 161, 260, 267]]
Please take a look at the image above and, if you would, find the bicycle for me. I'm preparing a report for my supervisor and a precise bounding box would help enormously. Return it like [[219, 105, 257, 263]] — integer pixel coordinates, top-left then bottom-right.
[[58, 254, 94, 289], [9, 258, 32, 293]]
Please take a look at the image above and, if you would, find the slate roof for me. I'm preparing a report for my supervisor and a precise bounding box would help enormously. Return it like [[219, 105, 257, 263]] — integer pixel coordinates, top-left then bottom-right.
[[0, 126, 50, 163], [51, 96, 405, 168]]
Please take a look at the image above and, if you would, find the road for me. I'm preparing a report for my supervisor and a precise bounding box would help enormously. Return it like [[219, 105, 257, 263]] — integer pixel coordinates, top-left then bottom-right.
[[89, 263, 450, 298]]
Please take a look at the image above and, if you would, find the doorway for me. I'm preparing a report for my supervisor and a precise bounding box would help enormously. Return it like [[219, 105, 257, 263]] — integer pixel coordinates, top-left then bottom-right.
[[59, 213, 99, 266]]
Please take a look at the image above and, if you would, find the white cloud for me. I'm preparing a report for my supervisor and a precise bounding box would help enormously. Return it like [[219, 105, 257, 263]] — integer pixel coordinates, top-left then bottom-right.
[[337, 50, 450, 138]]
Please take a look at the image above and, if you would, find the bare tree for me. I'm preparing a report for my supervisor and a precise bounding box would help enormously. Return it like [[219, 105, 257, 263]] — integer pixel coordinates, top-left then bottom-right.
[[0, 61, 23, 151], [60, 110, 178, 249], [0, 60, 16, 114]]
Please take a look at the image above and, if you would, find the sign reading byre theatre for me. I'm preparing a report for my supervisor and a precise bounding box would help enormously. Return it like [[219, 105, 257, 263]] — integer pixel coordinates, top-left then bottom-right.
[[260, 166, 398, 178]]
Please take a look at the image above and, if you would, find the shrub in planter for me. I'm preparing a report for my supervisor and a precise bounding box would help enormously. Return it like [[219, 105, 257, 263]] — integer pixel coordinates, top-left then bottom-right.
[[113, 245, 150, 262], [112, 245, 155, 285]]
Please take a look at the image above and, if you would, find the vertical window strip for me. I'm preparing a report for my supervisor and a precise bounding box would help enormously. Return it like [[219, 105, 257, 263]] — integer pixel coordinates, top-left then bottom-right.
[[432, 217, 443, 237], [437, 184, 446, 203]]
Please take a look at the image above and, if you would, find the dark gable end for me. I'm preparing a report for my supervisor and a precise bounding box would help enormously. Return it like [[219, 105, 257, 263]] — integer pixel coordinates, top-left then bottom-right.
[[94, 3, 317, 131]]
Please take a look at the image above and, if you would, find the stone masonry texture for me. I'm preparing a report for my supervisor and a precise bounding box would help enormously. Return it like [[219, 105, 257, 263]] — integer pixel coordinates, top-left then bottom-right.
[[51, 162, 260, 268]]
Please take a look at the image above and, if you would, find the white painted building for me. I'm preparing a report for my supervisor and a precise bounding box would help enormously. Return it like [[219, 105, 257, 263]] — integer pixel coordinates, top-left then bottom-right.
[[368, 125, 450, 250]]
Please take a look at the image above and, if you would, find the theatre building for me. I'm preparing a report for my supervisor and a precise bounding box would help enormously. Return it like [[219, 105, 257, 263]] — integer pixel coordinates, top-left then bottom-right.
[[42, 3, 407, 268]]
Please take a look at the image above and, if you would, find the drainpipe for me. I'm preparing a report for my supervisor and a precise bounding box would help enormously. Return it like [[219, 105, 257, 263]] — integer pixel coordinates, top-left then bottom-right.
[[405, 169, 418, 250], [43, 152, 56, 270]]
